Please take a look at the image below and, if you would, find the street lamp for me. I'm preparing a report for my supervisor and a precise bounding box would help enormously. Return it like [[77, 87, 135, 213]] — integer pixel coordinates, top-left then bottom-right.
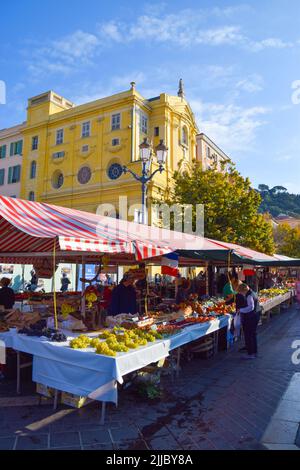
[[123, 138, 168, 224]]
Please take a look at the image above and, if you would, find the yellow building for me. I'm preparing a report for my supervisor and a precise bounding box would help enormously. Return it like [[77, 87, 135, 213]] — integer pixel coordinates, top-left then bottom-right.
[[20, 81, 199, 221]]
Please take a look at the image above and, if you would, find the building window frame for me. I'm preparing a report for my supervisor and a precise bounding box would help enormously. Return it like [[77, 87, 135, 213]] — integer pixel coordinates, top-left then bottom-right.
[[56, 129, 64, 145], [112, 138, 120, 147], [140, 114, 148, 134], [30, 160, 37, 179], [82, 121, 90, 138], [8, 165, 21, 184], [0, 144, 6, 159], [10, 140, 23, 156], [32, 136, 39, 151], [154, 127, 159, 137], [29, 191, 35, 201], [111, 113, 121, 131]]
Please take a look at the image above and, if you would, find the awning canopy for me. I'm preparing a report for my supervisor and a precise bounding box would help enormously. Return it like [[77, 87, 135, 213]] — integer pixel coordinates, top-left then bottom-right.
[[0, 196, 226, 263]]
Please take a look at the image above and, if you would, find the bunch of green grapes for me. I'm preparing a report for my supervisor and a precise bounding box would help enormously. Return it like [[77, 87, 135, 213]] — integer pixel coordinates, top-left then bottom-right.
[[98, 330, 112, 339], [107, 338, 129, 353], [90, 337, 102, 348], [95, 341, 116, 357], [70, 335, 91, 349]]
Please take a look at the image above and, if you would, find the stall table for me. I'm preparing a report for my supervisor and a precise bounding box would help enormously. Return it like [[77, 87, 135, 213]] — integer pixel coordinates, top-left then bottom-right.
[[0, 315, 229, 422]]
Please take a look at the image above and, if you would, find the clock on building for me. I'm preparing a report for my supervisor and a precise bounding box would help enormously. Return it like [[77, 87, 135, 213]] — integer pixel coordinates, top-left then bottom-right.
[[107, 163, 123, 180], [78, 166, 91, 184]]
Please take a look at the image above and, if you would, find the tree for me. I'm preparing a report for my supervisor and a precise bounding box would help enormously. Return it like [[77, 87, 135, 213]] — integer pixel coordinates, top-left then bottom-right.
[[258, 184, 270, 193], [270, 185, 287, 195], [275, 223, 300, 258], [155, 160, 275, 255]]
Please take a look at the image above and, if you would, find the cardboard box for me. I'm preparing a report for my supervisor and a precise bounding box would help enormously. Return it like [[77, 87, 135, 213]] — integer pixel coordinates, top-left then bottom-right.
[[60, 391, 92, 408], [36, 382, 56, 398]]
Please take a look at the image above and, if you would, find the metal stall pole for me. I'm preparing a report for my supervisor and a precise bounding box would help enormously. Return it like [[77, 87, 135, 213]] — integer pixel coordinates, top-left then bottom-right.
[[81, 256, 86, 319]]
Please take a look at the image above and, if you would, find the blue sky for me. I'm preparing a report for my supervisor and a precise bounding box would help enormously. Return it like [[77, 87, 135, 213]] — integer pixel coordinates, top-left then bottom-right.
[[1, 0, 300, 193]]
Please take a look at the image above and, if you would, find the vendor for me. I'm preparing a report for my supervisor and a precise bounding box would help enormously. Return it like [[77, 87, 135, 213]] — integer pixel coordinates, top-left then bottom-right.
[[108, 273, 137, 316], [0, 277, 15, 310], [223, 273, 241, 304], [176, 278, 190, 304]]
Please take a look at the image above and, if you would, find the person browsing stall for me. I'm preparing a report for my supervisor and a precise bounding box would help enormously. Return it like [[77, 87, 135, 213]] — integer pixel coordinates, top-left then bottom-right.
[[237, 283, 261, 359], [0, 277, 15, 310], [108, 272, 138, 316]]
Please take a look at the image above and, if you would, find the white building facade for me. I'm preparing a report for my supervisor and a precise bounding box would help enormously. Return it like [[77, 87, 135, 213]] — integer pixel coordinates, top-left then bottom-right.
[[196, 133, 230, 171]]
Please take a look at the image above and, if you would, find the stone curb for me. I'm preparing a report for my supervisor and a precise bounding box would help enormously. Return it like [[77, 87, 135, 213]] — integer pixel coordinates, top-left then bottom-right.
[[261, 373, 300, 450]]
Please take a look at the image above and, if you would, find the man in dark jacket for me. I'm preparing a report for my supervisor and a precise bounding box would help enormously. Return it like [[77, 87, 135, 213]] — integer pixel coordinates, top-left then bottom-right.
[[0, 277, 15, 310], [108, 273, 138, 316]]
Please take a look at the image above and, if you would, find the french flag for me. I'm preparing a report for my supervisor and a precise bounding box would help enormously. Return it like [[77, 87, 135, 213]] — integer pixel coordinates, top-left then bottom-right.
[[161, 252, 179, 277]]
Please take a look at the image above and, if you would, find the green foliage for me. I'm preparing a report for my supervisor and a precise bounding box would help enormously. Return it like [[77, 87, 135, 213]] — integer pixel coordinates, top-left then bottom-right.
[[275, 223, 300, 258], [155, 160, 275, 255], [258, 185, 300, 217]]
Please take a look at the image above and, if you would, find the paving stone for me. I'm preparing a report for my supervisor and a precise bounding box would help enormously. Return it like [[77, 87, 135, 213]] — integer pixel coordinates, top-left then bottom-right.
[[50, 431, 80, 448], [115, 439, 150, 450], [83, 443, 114, 450], [148, 436, 181, 450], [110, 425, 141, 441], [80, 429, 112, 445], [16, 434, 49, 450]]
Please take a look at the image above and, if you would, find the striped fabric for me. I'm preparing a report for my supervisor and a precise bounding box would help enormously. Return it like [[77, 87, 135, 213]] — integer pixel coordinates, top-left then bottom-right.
[[0, 196, 218, 261]]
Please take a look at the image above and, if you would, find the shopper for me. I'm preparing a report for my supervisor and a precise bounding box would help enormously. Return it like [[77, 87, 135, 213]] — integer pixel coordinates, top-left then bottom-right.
[[0, 277, 15, 310], [237, 283, 261, 359], [108, 273, 137, 316], [27, 270, 38, 291], [176, 278, 190, 304], [60, 273, 71, 292]]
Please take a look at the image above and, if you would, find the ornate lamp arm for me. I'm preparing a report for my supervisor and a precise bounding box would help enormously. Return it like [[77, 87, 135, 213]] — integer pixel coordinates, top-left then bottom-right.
[[145, 165, 164, 182], [122, 166, 142, 183]]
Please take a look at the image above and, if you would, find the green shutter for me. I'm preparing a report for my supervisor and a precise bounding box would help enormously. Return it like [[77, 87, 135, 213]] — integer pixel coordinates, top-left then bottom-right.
[[3, 144, 6, 158], [10, 143, 14, 156], [0, 169, 4, 185], [8, 167, 12, 183]]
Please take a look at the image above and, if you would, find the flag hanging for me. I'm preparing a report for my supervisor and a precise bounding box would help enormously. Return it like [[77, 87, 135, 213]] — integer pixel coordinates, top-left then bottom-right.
[[161, 252, 179, 277]]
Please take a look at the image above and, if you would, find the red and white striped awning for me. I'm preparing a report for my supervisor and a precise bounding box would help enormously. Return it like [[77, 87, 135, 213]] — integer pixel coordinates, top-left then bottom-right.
[[0, 196, 225, 263]]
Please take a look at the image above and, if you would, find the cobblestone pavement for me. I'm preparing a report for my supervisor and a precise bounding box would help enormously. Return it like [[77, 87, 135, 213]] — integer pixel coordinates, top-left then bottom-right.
[[0, 305, 299, 450]]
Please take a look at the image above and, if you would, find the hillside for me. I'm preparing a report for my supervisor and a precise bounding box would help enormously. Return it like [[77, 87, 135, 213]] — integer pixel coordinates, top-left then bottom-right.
[[258, 185, 300, 218]]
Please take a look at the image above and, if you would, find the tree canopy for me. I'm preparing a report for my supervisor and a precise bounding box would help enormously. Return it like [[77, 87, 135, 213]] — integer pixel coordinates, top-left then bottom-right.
[[275, 223, 300, 258], [258, 185, 300, 217], [155, 160, 275, 255]]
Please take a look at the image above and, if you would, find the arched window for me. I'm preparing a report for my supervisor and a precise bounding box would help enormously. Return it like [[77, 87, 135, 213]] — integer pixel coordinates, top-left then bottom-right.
[[182, 126, 188, 146], [29, 191, 35, 201], [30, 161, 37, 179]]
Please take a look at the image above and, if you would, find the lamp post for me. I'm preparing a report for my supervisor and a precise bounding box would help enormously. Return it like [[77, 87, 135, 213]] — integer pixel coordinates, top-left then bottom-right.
[[122, 138, 168, 224]]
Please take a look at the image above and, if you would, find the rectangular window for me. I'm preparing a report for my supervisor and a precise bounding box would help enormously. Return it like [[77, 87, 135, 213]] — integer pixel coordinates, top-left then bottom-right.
[[10, 140, 23, 156], [82, 145, 89, 153], [111, 113, 121, 131], [8, 165, 21, 184], [206, 146, 211, 159], [52, 151, 65, 160], [32, 136, 39, 150], [141, 115, 148, 134], [112, 138, 120, 146], [82, 121, 90, 138], [0, 169, 5, 185], [56, 129, 64, 145], [154, 127, 159, 137], [0, 145, 6, 159]]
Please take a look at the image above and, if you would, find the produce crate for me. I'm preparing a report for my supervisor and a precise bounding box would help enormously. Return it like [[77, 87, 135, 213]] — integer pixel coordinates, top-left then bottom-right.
[[60, 391, 92, 409], [36, 382, 56, 398]]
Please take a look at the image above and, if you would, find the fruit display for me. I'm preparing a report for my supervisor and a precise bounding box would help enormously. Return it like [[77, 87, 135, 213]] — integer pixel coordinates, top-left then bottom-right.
[[259, 288, 289, 298], [0, 321, 9, 332], [4, 310, 41, 329], [61, 303, 76, 319], [156, 325, 182, 336], [69, 327, 163, 356], [18, 323, 67, 342]]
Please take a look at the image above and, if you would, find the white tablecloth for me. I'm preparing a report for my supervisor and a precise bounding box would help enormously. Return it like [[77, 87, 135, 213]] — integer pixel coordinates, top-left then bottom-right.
[[0, 315, 229, 404], [260, 291, 292, 313]]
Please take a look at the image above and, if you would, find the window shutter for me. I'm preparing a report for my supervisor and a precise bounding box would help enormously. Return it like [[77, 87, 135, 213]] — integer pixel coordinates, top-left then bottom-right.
[[10, 143, 14, 156], [8, 167, 12, 183]]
